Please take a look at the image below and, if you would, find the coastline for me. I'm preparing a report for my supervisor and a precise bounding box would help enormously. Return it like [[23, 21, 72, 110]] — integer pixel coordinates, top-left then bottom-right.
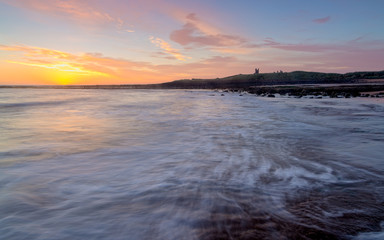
[[1, 83, 384, 99], [237, 83, 384, 99]]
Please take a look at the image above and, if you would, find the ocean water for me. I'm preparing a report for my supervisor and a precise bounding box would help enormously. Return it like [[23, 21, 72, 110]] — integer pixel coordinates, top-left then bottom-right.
[[0, 89, 384, 240]]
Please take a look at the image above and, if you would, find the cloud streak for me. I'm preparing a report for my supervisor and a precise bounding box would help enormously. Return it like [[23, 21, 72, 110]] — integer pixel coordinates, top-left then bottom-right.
[[262, 37, 384, 53], [0, 44, 138, 79], [313, 16, 331, 24], [6, 60, 108, 76], [170, 13, 248, 48], [149, 37, 189, 61], [0, 44, 249, 84], [1, 0, 128, 31]]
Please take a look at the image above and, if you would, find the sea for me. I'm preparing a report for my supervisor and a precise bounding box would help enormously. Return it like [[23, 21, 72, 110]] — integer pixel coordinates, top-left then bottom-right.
[[0, 88, 384, 240]]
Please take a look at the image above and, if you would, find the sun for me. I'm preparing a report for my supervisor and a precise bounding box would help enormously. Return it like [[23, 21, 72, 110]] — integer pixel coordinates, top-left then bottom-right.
[[52, 71, 78, 85]]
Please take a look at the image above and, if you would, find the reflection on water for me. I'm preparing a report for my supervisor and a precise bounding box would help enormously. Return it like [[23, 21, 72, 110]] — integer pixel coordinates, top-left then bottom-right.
[[1, 89, 384, 239]]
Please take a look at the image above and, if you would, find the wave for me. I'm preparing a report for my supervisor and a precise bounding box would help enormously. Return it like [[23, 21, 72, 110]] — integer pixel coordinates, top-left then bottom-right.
[[0, 90, 383, 239]]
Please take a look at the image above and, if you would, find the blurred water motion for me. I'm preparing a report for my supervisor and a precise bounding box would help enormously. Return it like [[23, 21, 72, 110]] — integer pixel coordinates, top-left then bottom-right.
[[1, 89, 384, 240]]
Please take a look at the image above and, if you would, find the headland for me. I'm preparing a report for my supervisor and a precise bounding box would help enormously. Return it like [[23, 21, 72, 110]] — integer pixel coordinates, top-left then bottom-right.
[[1, 70, 384, 98]]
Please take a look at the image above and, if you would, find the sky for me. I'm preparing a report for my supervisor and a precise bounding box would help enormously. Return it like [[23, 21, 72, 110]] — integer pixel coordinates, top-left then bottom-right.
[[0, 0, 384, 85]]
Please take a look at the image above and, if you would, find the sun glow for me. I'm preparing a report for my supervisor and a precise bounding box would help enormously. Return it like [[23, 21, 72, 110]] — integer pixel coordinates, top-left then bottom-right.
[[6, 60, 110, 85], [52, 71, 77, 85], [6, 61, 108, 76]]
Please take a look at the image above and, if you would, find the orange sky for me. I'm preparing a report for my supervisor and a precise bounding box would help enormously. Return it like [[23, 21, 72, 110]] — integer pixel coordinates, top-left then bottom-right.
[[1, 0, 384, 85]]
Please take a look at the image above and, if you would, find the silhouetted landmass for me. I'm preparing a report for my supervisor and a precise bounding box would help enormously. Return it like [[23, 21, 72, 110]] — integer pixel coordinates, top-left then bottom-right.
[[159, 70, 384, 89], [156, 70, 384, 98], [1, 71, 384, 92]]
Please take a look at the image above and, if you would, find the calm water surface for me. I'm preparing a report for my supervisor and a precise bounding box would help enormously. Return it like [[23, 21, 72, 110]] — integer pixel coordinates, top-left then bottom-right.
[[0, 89, 384, 240]]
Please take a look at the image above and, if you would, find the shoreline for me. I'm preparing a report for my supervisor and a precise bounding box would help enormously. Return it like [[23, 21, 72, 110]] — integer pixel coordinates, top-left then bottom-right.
[[1, 83, 384, 99], [238, 84, 384, 98]]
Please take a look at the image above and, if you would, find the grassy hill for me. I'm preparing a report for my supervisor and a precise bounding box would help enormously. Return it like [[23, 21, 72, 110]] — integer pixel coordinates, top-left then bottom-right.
[[160, 70, 384, 89]]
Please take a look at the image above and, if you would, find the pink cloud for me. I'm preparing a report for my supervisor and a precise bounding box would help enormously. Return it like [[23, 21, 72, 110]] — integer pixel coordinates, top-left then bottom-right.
[[1, 0, 128, 31], [170, 13, 248, 47], [313, 16, 331, 24], [263, 39, 336, 52], [1, 0, 202, 34], [262, 37, 384, 53], [149, 37, 189, 61]]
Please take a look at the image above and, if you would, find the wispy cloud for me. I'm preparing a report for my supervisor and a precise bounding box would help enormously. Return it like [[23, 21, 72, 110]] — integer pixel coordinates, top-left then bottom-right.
[[263, 38, 336, 52], [0, 0, 200, 34], [1, 0, 128, 31], [6, 60, 108, 76], [170, 13, 248, 48], [0, 44, 257, 83], [262, 37, 384, 53], [0, 44, 134, 77], [0, 45, 112, 76], [149, 37, 189, 61], [313, 16, 331, 24]]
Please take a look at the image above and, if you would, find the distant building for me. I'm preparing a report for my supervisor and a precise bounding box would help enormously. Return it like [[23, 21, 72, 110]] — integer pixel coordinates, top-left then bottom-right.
[[254, 68, 260, 74]]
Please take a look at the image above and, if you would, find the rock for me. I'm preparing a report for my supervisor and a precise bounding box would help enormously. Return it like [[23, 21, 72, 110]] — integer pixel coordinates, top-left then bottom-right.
[[267, 94, 275, 98]]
